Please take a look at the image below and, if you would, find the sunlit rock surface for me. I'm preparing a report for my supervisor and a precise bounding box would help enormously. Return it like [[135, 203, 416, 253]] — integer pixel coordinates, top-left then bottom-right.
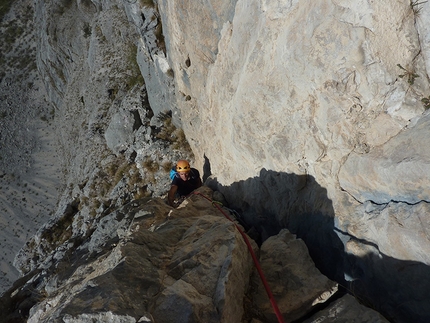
[[339, 112, 430, 205], [1, 187, 373, 323], [1, 0, 430, 321]]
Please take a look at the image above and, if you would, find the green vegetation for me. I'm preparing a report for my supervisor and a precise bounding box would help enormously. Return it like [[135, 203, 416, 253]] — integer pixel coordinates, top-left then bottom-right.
[[3, 22, 24, 44], [78, 155, 149, 216], [397, 64, 419, 85], [162, 160, 174, 172], [140, 0, 154, 8], [142, 157, 159, 173], [83, 22, 91, 38], [55, 0, 74, 15], [421, 96, 430, 109], [0, 0, 13, 22], [396, 61, 430, 111], [94, 25, 106, 42], [113, 162, 131, 185], [40, 201, 79, 247]]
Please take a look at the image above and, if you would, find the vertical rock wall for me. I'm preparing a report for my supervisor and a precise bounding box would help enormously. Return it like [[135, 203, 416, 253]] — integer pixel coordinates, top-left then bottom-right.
[[17, 0, 430, 320], [155, 0, 430, 321]]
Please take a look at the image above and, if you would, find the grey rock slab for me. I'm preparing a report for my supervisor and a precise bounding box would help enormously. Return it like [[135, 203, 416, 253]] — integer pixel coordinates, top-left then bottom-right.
[[252, 229, 337, 322], [18, 189, 254, 323], [346, 201, 430, 264], [339, 112, 430, 204], [302, 294, 390, 323]]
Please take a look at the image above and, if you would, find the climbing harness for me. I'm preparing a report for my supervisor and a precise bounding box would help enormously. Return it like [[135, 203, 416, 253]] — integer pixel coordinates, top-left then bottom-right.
[[192, 192, 286, 323]]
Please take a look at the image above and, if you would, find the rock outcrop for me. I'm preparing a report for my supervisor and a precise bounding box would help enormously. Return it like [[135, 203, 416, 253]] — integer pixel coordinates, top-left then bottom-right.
[[154, 1, 430, 321], [0, 187, 388, 323], [1, 0, 430, 321]]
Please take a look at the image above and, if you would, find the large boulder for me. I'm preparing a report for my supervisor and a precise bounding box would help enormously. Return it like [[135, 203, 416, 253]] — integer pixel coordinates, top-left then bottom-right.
[[2, 188, 255, 323], [252, 229, 338, 322]]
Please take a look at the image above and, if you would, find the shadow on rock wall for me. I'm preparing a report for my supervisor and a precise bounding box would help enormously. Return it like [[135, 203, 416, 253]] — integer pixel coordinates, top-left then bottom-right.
[[206, 168, 430, 323], [206, 168, 345, 284], [343, 244, 430, 323]]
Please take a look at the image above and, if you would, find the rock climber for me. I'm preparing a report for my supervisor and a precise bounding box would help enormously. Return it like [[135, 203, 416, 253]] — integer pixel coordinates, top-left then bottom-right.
[[168, 159, 202, 207]]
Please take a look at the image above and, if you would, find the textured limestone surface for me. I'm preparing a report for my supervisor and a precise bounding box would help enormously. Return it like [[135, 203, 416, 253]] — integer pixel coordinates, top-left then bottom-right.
[[1, 187, 354, 323], [156, 1, 430, 321], [303, 294, 390, 323], [2, 0, 430, 321], [347, 201, 430, 265], [339, 111, 430, 205], [252, 229, 338, 322], [161, 0, 429, 188]]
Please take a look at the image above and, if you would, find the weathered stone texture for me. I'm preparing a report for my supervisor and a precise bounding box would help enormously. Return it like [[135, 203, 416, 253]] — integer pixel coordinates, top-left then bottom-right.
[[154, 1, 430, 321], [4, 187, 390, 323], [3, 0, 430, 321], [339, 112, 430, 205], [159, 0, 428, 189], [303, 294, 390, 323], [10, 188, 255, 323], [252, 229, 338, 322]]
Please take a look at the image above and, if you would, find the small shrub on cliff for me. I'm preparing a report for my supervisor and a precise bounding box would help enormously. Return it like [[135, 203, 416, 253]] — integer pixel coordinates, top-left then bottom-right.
[[133, 187, 150, 200], [155, 113, 176, 141], [128, 163, 141, 186], [162, 160, 174, 172], [140, 0, 154, 8], [154, 113, 193, 154], [4, 24, 24, 44], [411, 0, 427, 16], [0, 0, 13, 21], [41, 200, 79, 247], [113, 162, 131, 185], [154, 22, 166, 54], [397, 64, 419, 85], [83, 22, 91, 38], [421, 96, 430, 109], [128, 163, 148, 199], [142, 157, 159, 174], [172, 128, 192, 153]]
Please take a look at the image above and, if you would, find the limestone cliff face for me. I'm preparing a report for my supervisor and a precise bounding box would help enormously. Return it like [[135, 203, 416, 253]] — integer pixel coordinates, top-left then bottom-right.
[[2, 0, 430, 322], [163, 0, 429, 181], [155, 1, 430, 321]]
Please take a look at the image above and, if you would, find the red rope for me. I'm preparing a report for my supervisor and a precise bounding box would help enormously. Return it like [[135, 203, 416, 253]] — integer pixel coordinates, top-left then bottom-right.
[[192, 192, 285, 323]]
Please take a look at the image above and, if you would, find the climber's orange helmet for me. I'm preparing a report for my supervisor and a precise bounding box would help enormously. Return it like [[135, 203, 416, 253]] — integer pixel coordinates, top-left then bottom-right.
[[176, 160, 191, 173]]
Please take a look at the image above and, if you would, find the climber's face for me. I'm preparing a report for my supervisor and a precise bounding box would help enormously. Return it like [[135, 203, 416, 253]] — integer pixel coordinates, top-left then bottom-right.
[[179, 172, 190, 181]]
